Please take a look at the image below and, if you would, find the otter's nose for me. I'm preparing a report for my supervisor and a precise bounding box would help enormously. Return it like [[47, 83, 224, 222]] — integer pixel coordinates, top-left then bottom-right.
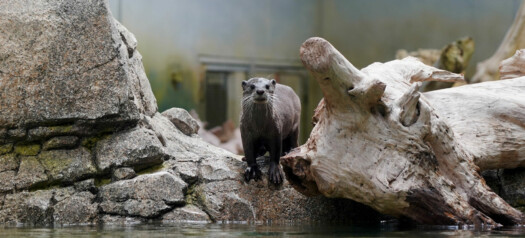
[[256, 90, 264, 95]]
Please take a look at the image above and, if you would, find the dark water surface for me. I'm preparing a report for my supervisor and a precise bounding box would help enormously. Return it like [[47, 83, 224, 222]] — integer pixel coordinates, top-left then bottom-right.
[[2, 222, 525, 237]]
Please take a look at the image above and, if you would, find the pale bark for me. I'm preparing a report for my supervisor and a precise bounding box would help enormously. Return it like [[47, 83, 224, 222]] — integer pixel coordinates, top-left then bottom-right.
[[500, 49, 525, 80], [396, 37, 474, 91], [471, 2, 525, 83], [281, 37, 525, 226]]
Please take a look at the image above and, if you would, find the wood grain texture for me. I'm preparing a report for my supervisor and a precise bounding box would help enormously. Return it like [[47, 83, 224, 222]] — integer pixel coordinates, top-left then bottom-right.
[[282, 37, 525, 226]]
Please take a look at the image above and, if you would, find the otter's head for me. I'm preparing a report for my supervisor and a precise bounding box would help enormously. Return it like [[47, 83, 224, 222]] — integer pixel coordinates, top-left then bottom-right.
[[241, 78, 276, 104]]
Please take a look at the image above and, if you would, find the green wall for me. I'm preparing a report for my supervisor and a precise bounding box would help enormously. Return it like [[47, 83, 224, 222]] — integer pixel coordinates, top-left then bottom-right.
[[109, 0, 521, 137]]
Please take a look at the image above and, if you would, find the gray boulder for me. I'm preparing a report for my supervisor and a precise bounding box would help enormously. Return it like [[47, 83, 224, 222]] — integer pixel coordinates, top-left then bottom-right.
[[112, 167, 136, 181], [99, 172, 187, 217], [0, 190, 54, 225], [0, 0, 156, 129], [162, 205, 211, 223], [16, 156, 48, 190], [95, 127, 164, 172], [162, 108, 200, 136], [53, 188, 98, 225], [38, 148, 97, 183]]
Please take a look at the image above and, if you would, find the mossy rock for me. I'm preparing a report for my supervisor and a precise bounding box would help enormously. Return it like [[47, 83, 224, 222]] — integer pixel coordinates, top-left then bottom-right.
[[81, 134, 111, 151], [38, 148, 97, 183], [16, 156, 48, 190], [14, 144, 41, 156], [185, 184, 206, 206], [0, 143, 13, 155], [43, 136, 79, 150]]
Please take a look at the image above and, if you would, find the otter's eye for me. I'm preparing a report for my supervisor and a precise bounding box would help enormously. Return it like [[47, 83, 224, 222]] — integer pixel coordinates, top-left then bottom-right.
[[265, 85, 270, 90], [250, 85, 255, 90]]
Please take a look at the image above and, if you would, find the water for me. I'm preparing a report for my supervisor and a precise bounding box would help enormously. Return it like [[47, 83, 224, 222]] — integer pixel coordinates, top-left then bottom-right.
[[2, 223, 525, 237]]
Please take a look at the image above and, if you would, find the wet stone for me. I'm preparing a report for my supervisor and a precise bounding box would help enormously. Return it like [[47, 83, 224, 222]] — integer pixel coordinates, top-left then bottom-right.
[[42, 136, 79, 150], [162, 205, 211, 223], [100, 215, 145, 225]]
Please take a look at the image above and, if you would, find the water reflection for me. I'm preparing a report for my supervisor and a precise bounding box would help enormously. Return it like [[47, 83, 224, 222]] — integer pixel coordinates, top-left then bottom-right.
[[1, 223, 525, 237]]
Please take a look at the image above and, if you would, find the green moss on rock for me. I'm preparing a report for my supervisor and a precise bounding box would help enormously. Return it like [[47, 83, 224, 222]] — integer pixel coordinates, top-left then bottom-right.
[[94, 177, 112, 187], [14, 144, 41, 156], [185, 184, 205, 206], [81, 134, 111, 151], [0, 143, 13, 155], [43, 136, 79, 150], [136, 163, 165, 175], [38, 148, 97, 183], [38, 151, 73, 180], [28, 125, 75, 140]]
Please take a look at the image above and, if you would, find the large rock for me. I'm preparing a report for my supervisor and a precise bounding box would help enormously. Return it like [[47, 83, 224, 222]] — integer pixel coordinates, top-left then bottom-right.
[[53, 188, 98, 224], [0, 0, 156, 129], [194, 156, 383, 223], [162, 108, 200, 136], [16, 156, 48, 190], [0, 190, 54, 225], [98, 172, 187, 217], [95, 127, 164, 172], [39, 147, 97, 183], [162, 205, 211, 223]]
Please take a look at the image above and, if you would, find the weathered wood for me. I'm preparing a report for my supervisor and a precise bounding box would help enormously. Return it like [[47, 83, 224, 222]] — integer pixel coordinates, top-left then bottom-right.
[[500, 49, 525, 80], [471, 2, 525, 83], [281, 37, 525, 226], [396, 37, 474, 91]]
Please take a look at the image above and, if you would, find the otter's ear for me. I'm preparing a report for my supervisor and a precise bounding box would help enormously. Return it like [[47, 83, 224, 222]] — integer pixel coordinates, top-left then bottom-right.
[[241, 81, 247, 90], [271, 79, 276, 85]]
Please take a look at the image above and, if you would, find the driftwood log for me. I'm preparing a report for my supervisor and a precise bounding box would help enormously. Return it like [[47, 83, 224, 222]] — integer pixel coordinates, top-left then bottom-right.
[[397, 37, 475, 91], [281, 37, 525, 226], [471, 2, 525, 83]]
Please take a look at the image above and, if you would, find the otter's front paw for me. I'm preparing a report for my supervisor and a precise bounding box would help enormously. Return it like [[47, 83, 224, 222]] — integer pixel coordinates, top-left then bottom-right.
[[268, 164, 283, 184], [244, 165, 262, 182]]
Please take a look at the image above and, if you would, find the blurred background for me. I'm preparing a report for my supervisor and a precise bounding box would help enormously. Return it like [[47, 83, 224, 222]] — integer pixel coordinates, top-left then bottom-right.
[[108, 0, 521, 149]]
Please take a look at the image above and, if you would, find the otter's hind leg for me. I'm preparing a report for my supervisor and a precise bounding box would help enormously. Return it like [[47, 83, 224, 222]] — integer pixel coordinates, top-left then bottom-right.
[[282, 128, 299, 155]]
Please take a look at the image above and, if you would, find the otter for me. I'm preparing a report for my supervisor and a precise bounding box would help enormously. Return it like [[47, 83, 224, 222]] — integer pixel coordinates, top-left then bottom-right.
[[240, 77, 301, 184]]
